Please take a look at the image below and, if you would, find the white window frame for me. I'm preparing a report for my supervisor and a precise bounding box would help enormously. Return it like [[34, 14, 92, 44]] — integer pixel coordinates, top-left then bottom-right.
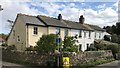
[[56, 27, 60, 35], [64, 29, 68, 37], [33, 27, 38, 35]]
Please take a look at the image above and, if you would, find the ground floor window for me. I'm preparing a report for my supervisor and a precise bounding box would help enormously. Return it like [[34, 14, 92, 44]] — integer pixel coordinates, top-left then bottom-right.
[[79, 44, 82, 51]]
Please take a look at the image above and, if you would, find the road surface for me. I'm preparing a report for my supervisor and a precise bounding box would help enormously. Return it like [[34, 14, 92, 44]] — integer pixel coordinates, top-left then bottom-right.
[[1, 61, 48, 68]]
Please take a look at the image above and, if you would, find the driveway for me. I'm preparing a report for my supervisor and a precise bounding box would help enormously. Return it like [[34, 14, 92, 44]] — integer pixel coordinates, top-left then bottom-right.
[[92, 60, 120, 68]]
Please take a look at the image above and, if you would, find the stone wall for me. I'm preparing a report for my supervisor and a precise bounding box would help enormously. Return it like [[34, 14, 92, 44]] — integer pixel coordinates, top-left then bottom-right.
[[68, 50, 113, 65], [2, 50, 50, 66], [2, 50, 113, 66]]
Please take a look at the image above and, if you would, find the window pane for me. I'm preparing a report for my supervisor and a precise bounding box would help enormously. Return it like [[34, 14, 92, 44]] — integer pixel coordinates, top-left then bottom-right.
[[33, 27, 38, 35], [89, 31, 91, 38], [56, 27, 60, 35], [84, 32, 86, 38], [65, 29, 68, 36], [79, 30, 82, 38]]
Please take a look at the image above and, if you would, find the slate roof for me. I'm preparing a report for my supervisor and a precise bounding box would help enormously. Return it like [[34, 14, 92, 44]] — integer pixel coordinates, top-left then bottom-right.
[[19, 14, 45, 26], [87, 24, 105, 31], [19, 14, 104, 31]]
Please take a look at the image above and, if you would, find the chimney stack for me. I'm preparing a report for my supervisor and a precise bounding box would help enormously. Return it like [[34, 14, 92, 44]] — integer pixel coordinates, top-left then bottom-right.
[[58, 14, 62, 20], [79, 15, 85, 24]]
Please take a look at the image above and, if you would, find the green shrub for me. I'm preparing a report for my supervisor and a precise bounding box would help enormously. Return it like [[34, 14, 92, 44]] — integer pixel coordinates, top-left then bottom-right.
[[79, 59, 115, 68], [36, 34, 61, 53], [94, 44, 107, 50], [86, 44, 97, 51], [6, 45, 16, 50], [1, 43, 8, 47], [107, 45, 119, 58], [63, 36, 77, 52], [26, 46, 36, 51]]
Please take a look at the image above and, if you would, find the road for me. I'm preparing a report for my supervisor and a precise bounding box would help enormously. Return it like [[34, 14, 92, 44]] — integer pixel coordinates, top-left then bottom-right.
[[1, 61, 48, 68], [1, 60, 120, 68], [1, 61, 25, 68], [92, 60, 120, 68]]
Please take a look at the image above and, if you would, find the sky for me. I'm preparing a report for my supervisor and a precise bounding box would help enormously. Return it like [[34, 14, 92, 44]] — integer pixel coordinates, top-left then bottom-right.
[[0, 0, 119, 34]]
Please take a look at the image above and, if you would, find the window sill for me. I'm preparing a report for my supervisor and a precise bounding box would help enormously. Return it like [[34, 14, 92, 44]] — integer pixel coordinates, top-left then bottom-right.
[[32, 34, 38, 36]]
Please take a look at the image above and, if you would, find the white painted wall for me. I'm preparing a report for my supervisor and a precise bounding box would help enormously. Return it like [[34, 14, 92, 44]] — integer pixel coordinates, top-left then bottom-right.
[[70, 29, 105, 51]]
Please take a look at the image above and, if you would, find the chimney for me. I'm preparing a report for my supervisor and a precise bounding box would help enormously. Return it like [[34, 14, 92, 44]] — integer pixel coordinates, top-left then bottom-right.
[[58, 14, 62, 20], [79, 15, 85, 24]]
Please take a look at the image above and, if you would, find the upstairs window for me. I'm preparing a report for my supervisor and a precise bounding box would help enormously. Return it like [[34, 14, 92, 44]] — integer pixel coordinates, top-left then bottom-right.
[[99, 33, 101, 39], [56, 27, 60, 35], [79, 30, 82, 38], [89, 31, 91, 38], [64, 29, 68, 37], [95, 32, 96, 38], [84, 32, 86, 38], [33, 27, 38, 35]]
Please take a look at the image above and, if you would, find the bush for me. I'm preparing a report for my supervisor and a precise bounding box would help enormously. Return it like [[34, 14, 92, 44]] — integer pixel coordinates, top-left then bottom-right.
[[36, 34, 61, 53], [6, 45, 17, 50], [63, 36, 77, 52], [86, 44, 97, 51], [107, 45, 119, 58], [26, 46, 36, 51], [1, 43, 8, 47], [94, 44, 108, 50]]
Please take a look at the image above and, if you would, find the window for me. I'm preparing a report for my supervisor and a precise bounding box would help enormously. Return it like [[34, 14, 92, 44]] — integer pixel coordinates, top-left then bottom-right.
[[87, 44, 89, 49], [79, 30, 82, 38], [56, 27, 60, 35], [33, 27, 38, 35], [95, 32, 96, 38], [79, 44, 82, 51], [64, 29, 68, 37], [84, 32, 86, 38], [89, 31, 91, 38], [99, 33, 101, 39]]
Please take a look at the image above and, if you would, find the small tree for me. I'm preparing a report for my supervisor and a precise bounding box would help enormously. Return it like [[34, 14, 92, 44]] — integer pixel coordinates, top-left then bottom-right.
[[63, 36, 77, 52], [36, 34, 60, 53], [107, 44, 119, 58]]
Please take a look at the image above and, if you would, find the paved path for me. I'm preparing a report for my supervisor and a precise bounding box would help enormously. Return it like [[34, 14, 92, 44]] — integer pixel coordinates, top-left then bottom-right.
[[92, 60, 120, 68]]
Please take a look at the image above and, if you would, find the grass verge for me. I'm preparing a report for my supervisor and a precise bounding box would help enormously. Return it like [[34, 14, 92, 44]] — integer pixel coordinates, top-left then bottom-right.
[[78, 59, 115, 68]]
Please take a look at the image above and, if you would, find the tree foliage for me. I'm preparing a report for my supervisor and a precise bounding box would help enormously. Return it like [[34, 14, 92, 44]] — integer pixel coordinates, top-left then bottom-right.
[[63, 36, 77, 52], [36, 34, 59, 53], [103, 22, 120, 44], [0, 33, 8, 41]]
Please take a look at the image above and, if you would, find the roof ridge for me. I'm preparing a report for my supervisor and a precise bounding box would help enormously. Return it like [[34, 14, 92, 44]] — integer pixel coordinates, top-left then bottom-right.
[[38, 15, 79, 23], [85, 23, 99, 27], [18, 13, 36, 17]]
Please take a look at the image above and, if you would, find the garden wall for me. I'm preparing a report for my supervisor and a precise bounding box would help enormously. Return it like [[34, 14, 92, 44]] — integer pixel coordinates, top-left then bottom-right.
[[69, 50, 113, 65], [2, 50, 113, 66]]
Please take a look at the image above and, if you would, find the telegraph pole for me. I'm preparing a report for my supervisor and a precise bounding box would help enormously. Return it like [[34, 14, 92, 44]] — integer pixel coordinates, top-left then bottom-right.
[[56, 34, 60, 67]]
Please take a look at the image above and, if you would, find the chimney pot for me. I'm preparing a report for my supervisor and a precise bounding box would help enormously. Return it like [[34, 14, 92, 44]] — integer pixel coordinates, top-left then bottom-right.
[[79, 15, 85, 24], [58, 14, 62, 20]]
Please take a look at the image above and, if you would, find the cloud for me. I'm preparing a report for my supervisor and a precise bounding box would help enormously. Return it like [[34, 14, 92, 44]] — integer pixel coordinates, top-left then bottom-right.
[[0, 2, 118, 34], [0, 0, 43, 34], [97, 4, 106, 9]]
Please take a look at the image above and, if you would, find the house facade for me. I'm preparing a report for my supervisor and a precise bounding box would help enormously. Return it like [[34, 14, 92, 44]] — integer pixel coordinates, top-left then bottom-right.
[[7, 13, 106, 51]]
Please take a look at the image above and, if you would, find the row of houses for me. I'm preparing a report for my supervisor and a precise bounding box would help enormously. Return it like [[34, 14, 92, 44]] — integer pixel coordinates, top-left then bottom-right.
[[7, 13, 109, 51]]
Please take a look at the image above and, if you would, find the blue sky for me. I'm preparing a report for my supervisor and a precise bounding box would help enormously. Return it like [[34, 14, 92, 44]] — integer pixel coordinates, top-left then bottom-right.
[[0, 0, 119, 34]]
